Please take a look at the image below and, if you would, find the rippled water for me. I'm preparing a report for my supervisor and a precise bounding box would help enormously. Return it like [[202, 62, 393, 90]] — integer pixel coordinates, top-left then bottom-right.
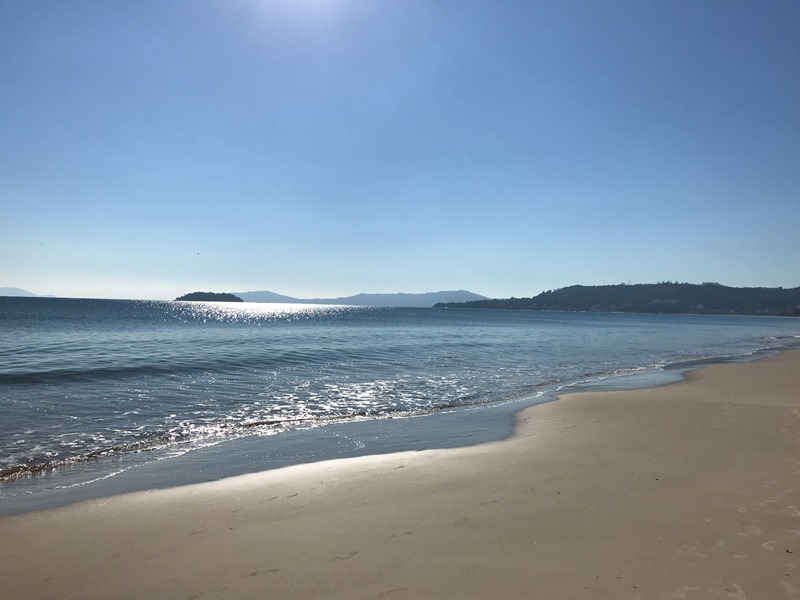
[[2, 297, 800, 483]]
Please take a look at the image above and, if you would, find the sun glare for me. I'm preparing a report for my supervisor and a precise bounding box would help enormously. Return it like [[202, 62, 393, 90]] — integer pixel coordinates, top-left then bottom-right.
[[250, 0, 359, 31]]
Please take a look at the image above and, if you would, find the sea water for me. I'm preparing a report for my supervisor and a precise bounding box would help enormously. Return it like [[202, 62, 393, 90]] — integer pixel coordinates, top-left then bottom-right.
[[2, 297, 799, 512]]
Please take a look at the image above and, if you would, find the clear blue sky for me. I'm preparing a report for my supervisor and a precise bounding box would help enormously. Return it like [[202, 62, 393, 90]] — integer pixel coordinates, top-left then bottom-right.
[[2, 0, 799, 300]]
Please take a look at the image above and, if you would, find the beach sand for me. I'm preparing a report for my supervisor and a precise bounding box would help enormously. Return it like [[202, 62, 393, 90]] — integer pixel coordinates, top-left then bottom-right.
[[2, 351, 800, 599]]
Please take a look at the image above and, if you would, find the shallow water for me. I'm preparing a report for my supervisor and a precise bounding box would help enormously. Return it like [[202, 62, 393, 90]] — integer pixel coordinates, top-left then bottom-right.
[[2, 297, 799, 512]]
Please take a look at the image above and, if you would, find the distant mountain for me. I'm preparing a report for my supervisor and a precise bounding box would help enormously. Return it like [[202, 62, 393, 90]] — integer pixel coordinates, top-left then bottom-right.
[[435, 283, 800, 316], [236, 290, 304, 303], [235, 290, 488, 308], [175, 292, 243, 302], [0, 287, 36, 297], [311, 291, 489, 308]]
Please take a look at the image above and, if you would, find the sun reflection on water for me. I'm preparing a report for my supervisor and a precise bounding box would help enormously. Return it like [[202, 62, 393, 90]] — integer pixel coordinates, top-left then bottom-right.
[[166, 301, 365, 323]]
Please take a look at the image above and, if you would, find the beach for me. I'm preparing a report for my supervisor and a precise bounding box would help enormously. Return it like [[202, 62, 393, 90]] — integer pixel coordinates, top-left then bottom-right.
[[2, 350, 799, 599]]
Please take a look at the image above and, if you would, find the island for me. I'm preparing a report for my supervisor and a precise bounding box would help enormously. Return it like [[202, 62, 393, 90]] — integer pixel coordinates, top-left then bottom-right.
[[434, 282, 800, 316], [175, 292, 244, 302]]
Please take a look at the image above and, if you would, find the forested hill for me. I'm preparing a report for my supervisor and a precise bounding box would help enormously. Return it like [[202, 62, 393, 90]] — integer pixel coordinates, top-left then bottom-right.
[[434, 283, 800, 316]]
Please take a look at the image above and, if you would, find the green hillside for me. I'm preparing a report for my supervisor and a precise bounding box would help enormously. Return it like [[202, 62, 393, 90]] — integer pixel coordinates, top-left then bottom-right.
[[435, 283, 800, 316]]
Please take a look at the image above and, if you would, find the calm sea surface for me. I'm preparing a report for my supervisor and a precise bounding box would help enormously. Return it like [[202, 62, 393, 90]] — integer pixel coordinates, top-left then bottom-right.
[[2, 297, 800, 507]]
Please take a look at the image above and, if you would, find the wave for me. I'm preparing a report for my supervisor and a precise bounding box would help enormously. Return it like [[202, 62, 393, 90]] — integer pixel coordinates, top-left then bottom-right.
[[0, 364, 192, 385], [0, 363, 674, 483], [0, 345, 427, 385], [0, 415, 323, 481]]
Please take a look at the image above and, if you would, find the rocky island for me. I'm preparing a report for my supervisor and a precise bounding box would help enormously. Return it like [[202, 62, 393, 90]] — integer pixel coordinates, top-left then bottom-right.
[[175, 292, 244, 302]]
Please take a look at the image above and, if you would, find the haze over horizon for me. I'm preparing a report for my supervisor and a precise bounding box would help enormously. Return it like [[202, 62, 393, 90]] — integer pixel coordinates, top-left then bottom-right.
[[2, 1, 799, 301]]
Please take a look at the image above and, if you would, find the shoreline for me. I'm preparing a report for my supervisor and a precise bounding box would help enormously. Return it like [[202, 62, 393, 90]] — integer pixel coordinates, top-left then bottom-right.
[[3, 303, 798, 514], [0, 348, 733, 516], [0, 345, 787, 516], [2, 350, 799, 598]]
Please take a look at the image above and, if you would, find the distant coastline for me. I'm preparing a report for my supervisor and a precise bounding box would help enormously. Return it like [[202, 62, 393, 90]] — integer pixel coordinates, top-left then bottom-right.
[[0, 288, 486, 307], [5, 284, 800, 315], [435, 282, 800, 317], [234, 289, 487, 308]]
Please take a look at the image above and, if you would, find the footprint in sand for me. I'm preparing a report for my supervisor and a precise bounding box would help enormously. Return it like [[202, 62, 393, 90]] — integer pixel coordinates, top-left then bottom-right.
[[737, 525, 761, 537], [670, 585, 700, 599], [725, 583, 749, 600], [388, 532, 414, 539], [779, 580, 800, 596], [761, 540, 778, 551], [376, 588, 409, 598]]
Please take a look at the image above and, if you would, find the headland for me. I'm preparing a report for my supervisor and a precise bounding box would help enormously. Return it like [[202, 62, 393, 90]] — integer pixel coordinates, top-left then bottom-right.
[[436, 282, 800, 316]]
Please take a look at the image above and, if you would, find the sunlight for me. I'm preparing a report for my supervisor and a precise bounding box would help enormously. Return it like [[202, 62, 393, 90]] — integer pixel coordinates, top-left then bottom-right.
[[248, 0, 360, 33], [167, 299, 367, 323]]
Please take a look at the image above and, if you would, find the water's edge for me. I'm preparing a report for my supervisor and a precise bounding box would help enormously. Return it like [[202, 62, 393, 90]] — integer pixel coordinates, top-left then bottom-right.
[[0, 345, 789, 517]]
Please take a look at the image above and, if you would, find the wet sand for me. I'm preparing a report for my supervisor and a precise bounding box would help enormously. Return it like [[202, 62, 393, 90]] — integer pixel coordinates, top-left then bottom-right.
[[2, 350, 799, 599]]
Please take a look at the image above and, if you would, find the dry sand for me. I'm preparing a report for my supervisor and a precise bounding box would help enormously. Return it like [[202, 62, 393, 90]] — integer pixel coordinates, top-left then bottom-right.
[[2, 350, 800, 599]]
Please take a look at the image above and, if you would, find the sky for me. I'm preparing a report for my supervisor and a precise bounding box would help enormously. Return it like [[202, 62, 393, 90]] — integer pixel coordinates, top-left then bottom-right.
[[1, 0, 799, 300]]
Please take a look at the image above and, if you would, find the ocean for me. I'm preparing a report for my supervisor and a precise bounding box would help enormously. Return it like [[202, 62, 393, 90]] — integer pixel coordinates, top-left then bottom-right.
[[2, 297, 800, 513]]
